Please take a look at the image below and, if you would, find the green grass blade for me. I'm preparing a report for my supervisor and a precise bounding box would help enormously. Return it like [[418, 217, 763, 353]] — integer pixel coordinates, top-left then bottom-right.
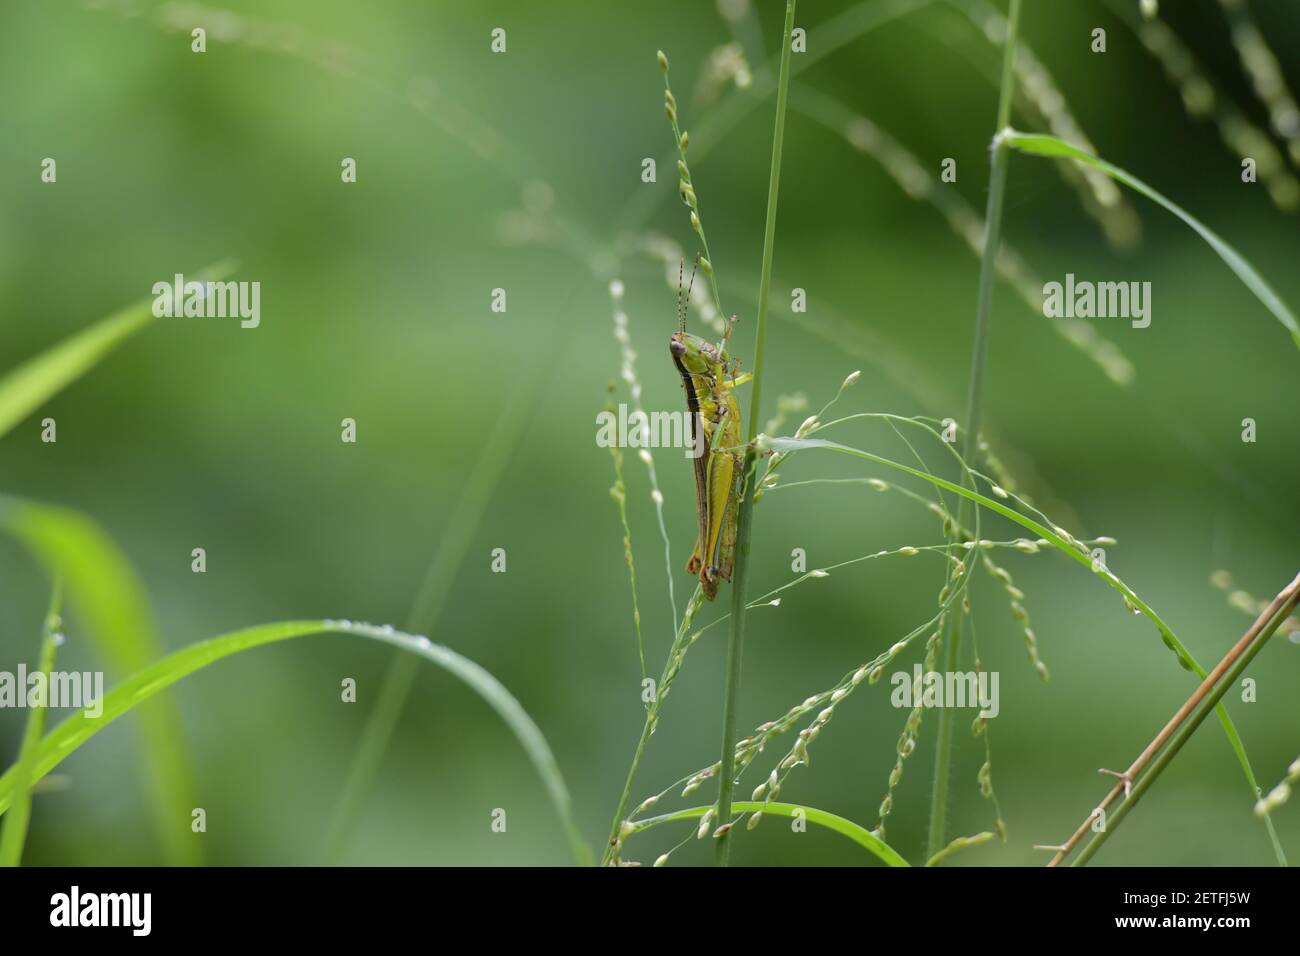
[[0, 495, 199, 865], [1001, 131, 1300, 349], [0, 581, 63, 867], [0, 620, 592, 866], [1, 498, 161, 672], [767, 432, 1278, 856], [322, 367, 549, 864], [629, 801, 908, 866], [0, 262, 235, 440], [0, 305, 150, 439]]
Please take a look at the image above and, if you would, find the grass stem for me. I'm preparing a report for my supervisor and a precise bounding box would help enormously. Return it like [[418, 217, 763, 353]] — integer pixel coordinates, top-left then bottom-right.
[[602, 589, 705, 865], [1054, 571, 1300, 866], [1066, 572, 1300, 868], [715, 0, 797, 866], [0, 578, 63, 867], [322, 372, 543, 863], [927, 0, 1021, 863]]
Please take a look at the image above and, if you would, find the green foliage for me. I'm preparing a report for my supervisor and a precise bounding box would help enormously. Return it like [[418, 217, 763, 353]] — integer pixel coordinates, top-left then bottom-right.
[[0, 619, 591, 866]]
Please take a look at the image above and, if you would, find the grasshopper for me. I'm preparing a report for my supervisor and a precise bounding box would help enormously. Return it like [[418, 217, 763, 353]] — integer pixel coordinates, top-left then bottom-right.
[[669, 260, 749, 601]]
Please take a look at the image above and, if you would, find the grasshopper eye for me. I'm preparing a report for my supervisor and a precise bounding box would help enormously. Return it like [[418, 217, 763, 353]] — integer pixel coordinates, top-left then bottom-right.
[[670, 339, 687, 356]]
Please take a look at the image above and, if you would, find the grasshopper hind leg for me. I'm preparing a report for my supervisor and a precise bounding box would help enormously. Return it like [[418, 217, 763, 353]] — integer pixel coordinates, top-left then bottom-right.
[[686, 538, 704, 576], [708, 451, 743, 584]]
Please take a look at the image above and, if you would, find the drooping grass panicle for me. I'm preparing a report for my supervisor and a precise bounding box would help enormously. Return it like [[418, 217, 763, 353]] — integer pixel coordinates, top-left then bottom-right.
[[618, 0, 939, 235], [609, 278, 680, 629], [938, 0, 1141, 248], [604, 389, 648, 685], [875, 617, 944, 836], [1104, 0, 1300, 213], [1255, 755, 1300, 817], [1213, 0, 1300, 170], [691, 42, 754, 109], [761, 428, 1286, 862], [630, 414, 991, 858], [111, 0, 532, 184], [602, 587, 707, 865], [791, 86, 1135, 387], [1210, 568, 1300, 643], [659, 50, 727, 320], [925, 830, 995, 867], [967, 613, 1007, 842]]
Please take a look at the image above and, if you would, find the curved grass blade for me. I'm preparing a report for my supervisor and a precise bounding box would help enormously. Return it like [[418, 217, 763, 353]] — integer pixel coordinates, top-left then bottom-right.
[[0, 620, 592, 866], [767, 432, 1281, 858], [0, 495, 199, 866], [0, 262, 234, 439], [1001, 131, 1300, 349], [1072, 574, 1300, 865], [0, 581, 63, 867], [324, 333, 562, 864], [628, 801, 908, 866]]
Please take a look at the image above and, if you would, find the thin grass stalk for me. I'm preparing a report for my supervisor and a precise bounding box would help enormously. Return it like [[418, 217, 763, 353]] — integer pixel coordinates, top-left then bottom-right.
[[716, 0, 797, 866], [1047, 570, 1300, 866], [927, 0, 1021, 862], [1071, 572, 1300, 865], [602, 588, 705, 865], [0, 579, 62, 867], [322, 370, 545, 863]]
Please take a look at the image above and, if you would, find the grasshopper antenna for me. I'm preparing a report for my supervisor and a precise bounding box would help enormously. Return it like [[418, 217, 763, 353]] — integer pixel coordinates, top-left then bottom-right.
[[681, 254, 699, 333], [681, 256, 691, 335]]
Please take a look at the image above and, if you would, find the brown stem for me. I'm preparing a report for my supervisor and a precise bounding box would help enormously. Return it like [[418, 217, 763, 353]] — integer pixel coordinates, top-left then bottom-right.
[[1046, 569, 1300, 867]]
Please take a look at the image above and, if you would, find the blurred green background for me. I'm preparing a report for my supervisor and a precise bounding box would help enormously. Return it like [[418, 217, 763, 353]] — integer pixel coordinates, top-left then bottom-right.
[[1, 0, 1298, 866]]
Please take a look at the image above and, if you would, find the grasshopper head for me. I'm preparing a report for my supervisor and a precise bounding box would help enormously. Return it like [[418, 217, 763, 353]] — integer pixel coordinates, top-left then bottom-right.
[[670, 331, 728, 374]]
